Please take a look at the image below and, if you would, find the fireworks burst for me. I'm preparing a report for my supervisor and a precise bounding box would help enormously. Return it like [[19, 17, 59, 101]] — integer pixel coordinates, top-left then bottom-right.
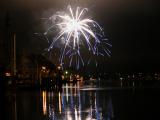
[[43, 5, 111, 69]]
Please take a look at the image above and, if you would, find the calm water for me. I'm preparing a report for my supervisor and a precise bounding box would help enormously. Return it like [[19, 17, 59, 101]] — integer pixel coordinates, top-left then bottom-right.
[[1, 81, 160, 120]]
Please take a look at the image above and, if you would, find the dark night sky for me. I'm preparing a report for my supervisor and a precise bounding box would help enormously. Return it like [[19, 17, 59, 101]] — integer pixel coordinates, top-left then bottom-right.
[[0, 0, 160, 72]]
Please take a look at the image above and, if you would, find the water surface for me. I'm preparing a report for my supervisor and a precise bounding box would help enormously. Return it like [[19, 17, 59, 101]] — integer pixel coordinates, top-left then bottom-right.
[[1, 81, 160, 120]]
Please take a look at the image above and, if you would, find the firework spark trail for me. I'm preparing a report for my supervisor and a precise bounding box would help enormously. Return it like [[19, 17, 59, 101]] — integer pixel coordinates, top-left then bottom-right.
[[43, 5, 111, 69]]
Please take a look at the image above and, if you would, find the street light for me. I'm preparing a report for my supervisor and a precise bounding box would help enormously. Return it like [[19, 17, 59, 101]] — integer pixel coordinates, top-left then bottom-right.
[[65, 71, 68, 75], [42, 66, 46, 70], [57, 65, 61, 70]]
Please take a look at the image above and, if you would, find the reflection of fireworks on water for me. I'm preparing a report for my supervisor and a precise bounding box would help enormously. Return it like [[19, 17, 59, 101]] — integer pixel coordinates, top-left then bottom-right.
[[43, 5, 111, 69]]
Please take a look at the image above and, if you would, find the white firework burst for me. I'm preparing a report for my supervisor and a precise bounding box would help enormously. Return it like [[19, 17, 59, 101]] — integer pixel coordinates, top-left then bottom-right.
[[43, 5, 111, 69]]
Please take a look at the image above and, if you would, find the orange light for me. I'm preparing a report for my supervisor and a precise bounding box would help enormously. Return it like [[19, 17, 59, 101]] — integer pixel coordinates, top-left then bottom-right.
[[5, 72, 11, 77]]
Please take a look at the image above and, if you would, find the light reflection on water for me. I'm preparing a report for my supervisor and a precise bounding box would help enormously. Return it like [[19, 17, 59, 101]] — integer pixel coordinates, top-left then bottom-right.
[[42, 91, 47, 115], [41, 82, 114, 120]]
